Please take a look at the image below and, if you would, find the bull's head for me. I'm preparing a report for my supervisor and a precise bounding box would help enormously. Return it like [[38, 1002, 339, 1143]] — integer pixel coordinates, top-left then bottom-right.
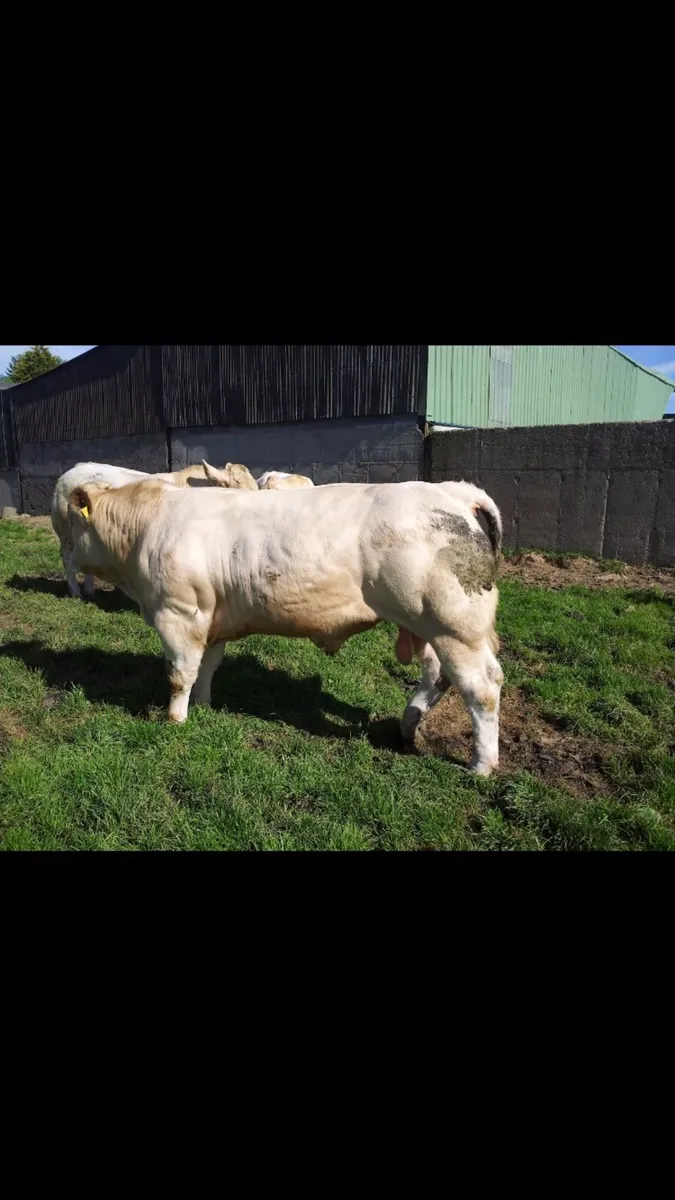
[[201, 461, 258, 491], [69, 482, 111, 523], [67, 483, 113, 575]]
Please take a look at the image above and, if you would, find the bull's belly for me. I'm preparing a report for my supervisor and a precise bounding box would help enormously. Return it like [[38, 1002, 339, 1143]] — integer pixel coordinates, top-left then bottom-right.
[[208, 578, 379, 649]]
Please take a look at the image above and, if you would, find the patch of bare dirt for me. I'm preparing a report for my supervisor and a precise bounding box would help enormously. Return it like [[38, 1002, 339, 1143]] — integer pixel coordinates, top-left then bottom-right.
[[414, 687, 614, 799], [501, 552, 675, 595]]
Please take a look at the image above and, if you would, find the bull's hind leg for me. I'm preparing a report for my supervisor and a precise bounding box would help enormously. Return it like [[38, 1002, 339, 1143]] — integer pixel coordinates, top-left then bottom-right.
[[401, 642, 444, 742], [430, 634, 503, 776], [155, 612, 207, 723], [192, 642, 225, 707]]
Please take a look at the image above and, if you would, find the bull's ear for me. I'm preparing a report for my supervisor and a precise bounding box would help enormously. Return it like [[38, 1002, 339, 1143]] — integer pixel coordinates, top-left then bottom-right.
[[71, 486, 93, 519], [202, 460, 224, 482]]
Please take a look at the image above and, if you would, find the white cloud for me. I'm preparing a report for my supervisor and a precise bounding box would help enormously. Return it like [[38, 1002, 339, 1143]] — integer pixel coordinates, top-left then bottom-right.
[[651, 360, 675, 379]]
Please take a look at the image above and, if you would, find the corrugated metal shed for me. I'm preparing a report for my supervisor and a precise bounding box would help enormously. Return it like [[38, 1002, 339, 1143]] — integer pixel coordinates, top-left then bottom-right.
[[426, 345, 673, 427], [426, 346, 491, 427], [9, 345, 427, 444]]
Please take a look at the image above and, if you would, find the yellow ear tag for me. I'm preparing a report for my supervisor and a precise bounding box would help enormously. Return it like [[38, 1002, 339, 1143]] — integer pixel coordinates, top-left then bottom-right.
[[81, 505, 90, 521]]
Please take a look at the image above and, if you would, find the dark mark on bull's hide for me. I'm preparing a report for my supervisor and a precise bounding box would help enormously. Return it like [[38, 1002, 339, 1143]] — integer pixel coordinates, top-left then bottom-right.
[[430, 510, 497, 595]]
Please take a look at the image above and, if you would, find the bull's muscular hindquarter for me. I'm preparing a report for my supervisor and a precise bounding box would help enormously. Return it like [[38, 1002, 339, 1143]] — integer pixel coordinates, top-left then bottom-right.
[[67, 478, 503, 774]]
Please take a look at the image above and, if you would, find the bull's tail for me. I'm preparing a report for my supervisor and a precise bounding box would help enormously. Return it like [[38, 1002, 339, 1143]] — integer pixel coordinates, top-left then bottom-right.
[[436, 480, 502, 561], [472, 492, 502, 561]]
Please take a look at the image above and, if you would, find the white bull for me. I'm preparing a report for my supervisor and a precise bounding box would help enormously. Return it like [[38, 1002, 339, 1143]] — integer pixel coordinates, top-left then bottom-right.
[[256, 470, 314, 490], [51, 459, 254, 598], [201, 464, 314, 490], [66, 477, 504, 774]]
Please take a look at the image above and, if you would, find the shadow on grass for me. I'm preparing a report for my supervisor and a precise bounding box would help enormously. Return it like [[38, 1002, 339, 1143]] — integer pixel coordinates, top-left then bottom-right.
[[622, 588, 674, 609], [0, 639, 387, 741], [8, 574, 138, 613]]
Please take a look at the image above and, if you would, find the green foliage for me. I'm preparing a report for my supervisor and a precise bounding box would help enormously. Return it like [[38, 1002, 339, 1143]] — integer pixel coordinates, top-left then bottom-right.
[[6, 345, 63, 384]]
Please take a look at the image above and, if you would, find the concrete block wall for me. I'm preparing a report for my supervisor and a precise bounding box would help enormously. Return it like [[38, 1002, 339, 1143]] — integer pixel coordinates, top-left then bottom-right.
[[170, 416, 424, 485], [9, 415, 672, 569], [11, 418, 423, 515], [0, 470, 21, 512], [429, 420, 675, 566], [17, 434, 169, 515]]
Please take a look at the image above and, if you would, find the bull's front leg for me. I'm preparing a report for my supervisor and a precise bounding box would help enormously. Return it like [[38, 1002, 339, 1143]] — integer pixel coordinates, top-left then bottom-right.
[[63, 542, 95, 601], [64, 545, 82, 599], [155, 611, 207, 723]]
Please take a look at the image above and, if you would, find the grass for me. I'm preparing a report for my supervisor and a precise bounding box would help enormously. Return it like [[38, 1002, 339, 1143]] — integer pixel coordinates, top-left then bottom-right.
[[0, 521, 673, 851]]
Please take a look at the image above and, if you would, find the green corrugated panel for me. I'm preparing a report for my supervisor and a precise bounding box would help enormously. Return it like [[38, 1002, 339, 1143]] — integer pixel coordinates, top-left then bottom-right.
[[458, 345, 491, 426], [572, 346, 588, 423], [571, 348, 589, 422], [620, 354, 639, 419], [426, 345, 451, 424], [633, 369, 673, 419], [604, 347, 633, 421], [511, 345, 528, 425], [426, 346, 490, 425], [550, 345, 566, 425], [579, 346, 600, 421], [587, 345, 610, 422], [427, 345, 673, 427], [511, 345, 535, 425], [512, 345, 554, 426], [558, 345, 576, 423]]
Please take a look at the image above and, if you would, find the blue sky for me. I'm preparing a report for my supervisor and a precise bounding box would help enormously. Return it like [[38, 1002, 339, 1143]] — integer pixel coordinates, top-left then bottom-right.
[[1, 343, 673, 411], [0, 345, 95, 375]]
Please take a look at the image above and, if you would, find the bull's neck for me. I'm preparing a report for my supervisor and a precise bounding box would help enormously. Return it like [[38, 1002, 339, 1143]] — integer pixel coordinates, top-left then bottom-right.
[[94, 492, 151, 559]]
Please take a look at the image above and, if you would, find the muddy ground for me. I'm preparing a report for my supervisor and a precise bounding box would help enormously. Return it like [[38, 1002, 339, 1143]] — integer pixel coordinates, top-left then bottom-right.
[[414, 686, 614, 798], [501, 551, 675, 595]]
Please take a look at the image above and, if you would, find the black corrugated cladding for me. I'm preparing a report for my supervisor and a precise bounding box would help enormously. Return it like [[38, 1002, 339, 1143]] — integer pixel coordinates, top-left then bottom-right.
[[11, 345, 162, 444], [162, 345, 427, 428], [0, 387, 18, 467], [10, 345, 428, 444]]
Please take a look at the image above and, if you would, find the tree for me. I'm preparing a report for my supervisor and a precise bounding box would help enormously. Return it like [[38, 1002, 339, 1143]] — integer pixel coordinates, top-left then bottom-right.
[[7, 345, 64, 384]]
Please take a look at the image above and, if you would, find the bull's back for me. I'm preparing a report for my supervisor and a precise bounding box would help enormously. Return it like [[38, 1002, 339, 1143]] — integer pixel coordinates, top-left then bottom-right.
[[163, 465, 207, 487]]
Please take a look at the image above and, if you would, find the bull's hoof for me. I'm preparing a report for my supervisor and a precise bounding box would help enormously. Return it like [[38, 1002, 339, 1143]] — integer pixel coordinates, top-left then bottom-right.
[[470, 759, 497, 777], [401, 706, 423, 742], [312, 639, 343, 656]]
